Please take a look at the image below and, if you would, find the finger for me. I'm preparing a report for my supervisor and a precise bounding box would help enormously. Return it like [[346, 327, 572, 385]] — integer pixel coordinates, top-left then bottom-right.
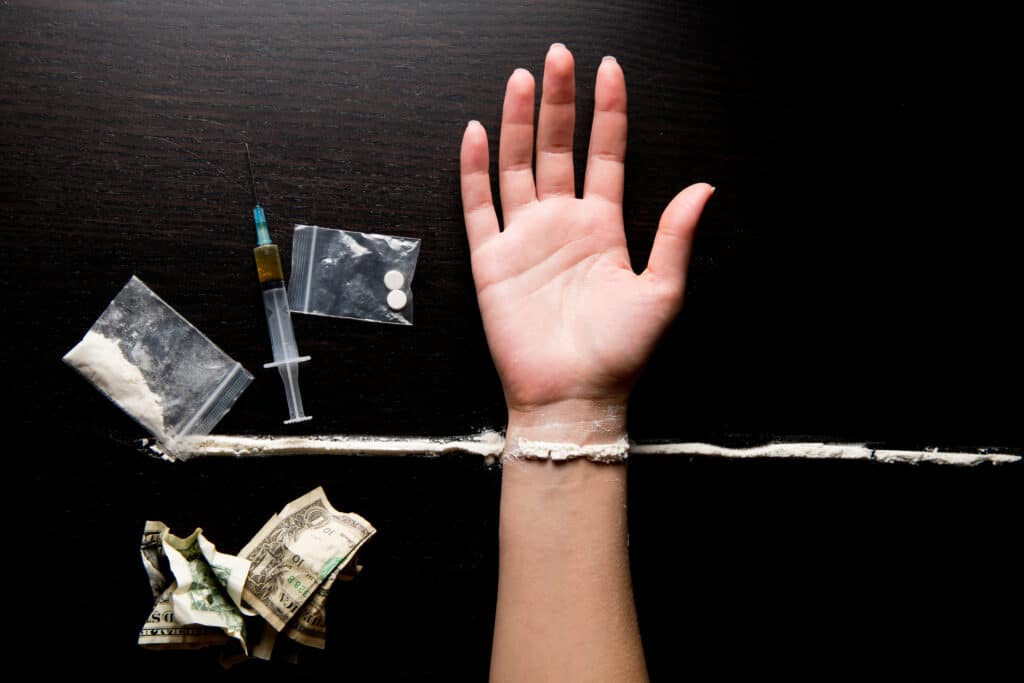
[[535, 43, 576, 198], [460, 120, 500, 252], [643, 183, 716, 300], [499, 68, 537, 218], [583, 56, 627, 205]]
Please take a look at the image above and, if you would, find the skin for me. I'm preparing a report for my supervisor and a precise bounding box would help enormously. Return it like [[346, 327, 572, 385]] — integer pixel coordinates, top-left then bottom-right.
[[460, 44, 713, 682]]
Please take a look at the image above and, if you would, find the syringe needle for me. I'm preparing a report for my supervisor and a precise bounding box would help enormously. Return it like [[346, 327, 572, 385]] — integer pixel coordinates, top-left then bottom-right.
[[244, 142, 259, 207]]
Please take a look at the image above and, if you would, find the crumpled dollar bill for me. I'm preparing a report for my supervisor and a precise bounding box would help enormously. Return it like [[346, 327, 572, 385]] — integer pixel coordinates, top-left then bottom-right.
[[138, 487, 374, 664], [137, 521, 252, 651]]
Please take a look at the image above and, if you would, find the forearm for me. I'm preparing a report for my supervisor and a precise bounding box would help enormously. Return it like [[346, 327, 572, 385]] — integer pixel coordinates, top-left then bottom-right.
[[490, 402, 647, 683]]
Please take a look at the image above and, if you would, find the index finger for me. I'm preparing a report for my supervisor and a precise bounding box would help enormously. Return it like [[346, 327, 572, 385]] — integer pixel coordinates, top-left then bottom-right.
[[460, 120, 500, 252]]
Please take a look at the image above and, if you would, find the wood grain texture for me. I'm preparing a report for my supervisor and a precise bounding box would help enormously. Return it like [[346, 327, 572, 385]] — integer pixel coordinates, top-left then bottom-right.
[[3, 1, 1020, 677]]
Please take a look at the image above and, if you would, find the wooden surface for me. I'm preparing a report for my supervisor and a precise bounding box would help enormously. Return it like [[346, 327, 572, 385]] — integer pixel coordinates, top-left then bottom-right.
[[4, 1, 1019, 677]]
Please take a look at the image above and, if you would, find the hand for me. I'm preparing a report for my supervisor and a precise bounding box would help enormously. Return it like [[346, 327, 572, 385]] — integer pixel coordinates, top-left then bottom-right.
[[460, 44, 713, 438]]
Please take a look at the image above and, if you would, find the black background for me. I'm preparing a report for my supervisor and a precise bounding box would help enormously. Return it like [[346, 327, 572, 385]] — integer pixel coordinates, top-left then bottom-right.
[[3, 1, 1020, 678]]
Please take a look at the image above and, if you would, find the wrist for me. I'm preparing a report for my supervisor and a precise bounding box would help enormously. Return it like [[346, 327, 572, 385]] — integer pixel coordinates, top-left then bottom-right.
[[504, 398, 628, 460], [499, 398, 631, 539]]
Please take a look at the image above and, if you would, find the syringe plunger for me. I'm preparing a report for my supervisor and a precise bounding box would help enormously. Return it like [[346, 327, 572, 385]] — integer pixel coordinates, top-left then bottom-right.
[[262, 284, 311, 424]]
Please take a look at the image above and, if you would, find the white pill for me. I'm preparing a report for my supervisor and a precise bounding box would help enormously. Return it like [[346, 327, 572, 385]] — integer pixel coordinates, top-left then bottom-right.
[[383, 270, 405, 290], [386, 289, 408, 311]]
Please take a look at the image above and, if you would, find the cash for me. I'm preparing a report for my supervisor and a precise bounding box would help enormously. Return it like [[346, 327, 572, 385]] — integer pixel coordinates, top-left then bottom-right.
[[139, 520, 170, 600], [163, 527, 252, 650], [249, 562, 358, 658], [240, 487, 375, 632], [137, 521, 244, 650], [282, 557, 362, 649], [138, 488, 374, 662], [139, 585, 231, 650]]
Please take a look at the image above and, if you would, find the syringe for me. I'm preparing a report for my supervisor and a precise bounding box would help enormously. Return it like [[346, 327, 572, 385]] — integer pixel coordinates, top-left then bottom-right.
[[245, 143, 312, 424]]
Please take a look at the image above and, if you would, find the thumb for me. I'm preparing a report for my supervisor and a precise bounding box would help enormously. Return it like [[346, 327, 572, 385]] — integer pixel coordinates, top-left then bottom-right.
[[642, 182, 715, 298]]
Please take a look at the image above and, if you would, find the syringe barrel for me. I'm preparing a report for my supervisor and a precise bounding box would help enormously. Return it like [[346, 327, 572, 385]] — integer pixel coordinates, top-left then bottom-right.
[[246, 171, 310, 422], [262, 285, 301, 364]]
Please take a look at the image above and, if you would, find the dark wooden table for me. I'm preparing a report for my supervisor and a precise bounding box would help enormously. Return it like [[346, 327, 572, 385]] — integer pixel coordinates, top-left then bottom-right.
[[4, 1, 1019, 678]]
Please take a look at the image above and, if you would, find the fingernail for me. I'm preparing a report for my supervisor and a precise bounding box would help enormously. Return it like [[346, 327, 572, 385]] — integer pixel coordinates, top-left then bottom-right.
[[602, 55, 617, 64], [549, 42, 566, 51], [468, 119, 480, 129], [512, 67, 530, 76]]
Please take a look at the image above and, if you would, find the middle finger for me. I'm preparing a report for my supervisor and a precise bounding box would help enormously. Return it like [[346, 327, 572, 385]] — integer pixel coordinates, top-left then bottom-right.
[[535, 43, 576, 198]]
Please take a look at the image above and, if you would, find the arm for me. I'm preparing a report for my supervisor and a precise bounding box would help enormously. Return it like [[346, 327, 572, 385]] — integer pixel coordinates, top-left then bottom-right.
[[460, 44, 714, 682]]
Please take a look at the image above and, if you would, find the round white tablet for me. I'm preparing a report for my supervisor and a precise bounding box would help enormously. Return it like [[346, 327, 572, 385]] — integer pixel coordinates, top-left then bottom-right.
[[383, 270, 405, 290], [386, 289, 408, 311]]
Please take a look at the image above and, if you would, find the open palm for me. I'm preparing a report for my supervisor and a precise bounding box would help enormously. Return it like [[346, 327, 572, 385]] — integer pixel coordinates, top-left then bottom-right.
[[460, 45, 714, 414]]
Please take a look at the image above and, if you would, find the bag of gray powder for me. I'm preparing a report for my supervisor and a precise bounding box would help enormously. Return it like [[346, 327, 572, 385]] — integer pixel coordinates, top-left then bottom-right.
[[63, 276, 253, 457]]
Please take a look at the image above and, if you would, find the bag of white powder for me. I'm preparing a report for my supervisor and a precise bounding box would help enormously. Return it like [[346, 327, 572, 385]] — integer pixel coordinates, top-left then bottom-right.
[[63, 276, 253, 457]]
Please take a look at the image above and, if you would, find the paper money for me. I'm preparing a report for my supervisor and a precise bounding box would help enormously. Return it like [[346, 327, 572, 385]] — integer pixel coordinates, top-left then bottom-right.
[[283, 559, 363, 649], [138, 488, 373, 660], [281, 564, 339, 649], [162, 527, 253, 651], [137, 521, 231, 650], [139, 585, 232, 650], [140, 520, 170, 599], [240, 487, 375, 632]]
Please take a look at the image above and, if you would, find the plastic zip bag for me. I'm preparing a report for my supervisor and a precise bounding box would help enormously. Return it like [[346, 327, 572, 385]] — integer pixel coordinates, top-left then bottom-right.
[[287, 224, 420, 325], [63, 276, 253, 457]]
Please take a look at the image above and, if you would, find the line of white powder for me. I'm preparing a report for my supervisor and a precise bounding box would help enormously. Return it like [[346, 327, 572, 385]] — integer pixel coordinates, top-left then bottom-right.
[[152, 433, 1020, 466]]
